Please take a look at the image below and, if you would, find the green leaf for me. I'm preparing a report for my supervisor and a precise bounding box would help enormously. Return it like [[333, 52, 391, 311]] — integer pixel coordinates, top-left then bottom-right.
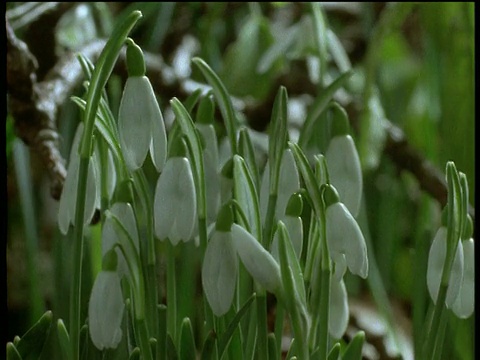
[[166, 333, 179, 360], [298, 70, 354, 149], [129, 347, 141, 360], [179, 318, 196, 360], [238, 128, 261, 191], [217, 293, 256, 359], [233, 155, 262, 242], [220, 11, 275, 99], [327, 342, 341, 360], [57, 319, 73, 360], [14, 310, 53, 360], [6, 342, 22, 360], [200, 330, 217, 360], [267, 333, 278, 360], [288, 142, 323, 218], [342, 331, 365, 360], [170, 97, 207, 221], [268, 86, 289, 196], [192, 57, 239, 154]]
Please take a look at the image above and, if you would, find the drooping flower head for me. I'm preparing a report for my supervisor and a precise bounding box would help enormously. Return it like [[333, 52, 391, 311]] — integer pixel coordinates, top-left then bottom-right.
[[118, 38, 167, 172]]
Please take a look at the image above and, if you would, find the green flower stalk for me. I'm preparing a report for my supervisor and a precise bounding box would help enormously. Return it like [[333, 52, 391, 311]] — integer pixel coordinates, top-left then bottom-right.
[[118, 38, 167, 172], [57, 122, 98, 235], [154, 156, 197, 244]]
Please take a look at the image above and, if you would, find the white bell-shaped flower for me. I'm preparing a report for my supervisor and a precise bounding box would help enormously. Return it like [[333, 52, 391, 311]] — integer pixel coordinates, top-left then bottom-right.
[[118, 39, 167, 172], [328, 276, 349, 339], [324, 185, 368, 279], [154, 157, 197, 245], [232, 224, 282, 293], [325, 134, 363, 218], [452, 238, 474, 318], [202, 228, 238, 316], [58, 122, 98, 235], [88, 250, 125, 351], [427, 226, 464, 307]]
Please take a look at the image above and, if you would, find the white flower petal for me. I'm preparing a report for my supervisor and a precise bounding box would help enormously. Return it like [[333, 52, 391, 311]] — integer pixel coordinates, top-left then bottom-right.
[[326, 202, 368, 278], [149, 99, 167, 173], [58, 153, 79, 235], [154, 158, 196, 243], [325, 135, 362, 218], [329, 277, 349, 339], [202, 230, 238, 316], [88, 271, 125, 350], [445, 240, 464, 308], [452, 239, 475, 318], [118, 77, 154, 171], [232, 224, 281, 292], [427, 227, 448, 304]]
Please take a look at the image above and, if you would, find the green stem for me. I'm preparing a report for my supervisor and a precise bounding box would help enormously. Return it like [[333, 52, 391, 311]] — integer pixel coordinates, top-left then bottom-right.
[[166, 241, 177, 342], [69, 11, 142, 360], [136, 318, 154, 360], [70, 157, 89, 360], [274, 304, 285, 357], [256, 293, 268, 360]]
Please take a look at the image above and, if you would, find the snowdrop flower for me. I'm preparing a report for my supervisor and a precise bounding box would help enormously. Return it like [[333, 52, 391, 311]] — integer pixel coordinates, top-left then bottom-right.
[[202, 205, 238, 316], [325, 103, 362, 218], [118, 38, 167, 172], [324, 184, 368, 279], [329, 276, 349, 339], [154, 156, 197, 245], [232, 223, 282, 293], [426, 226, 464, 308], [58, 122, 98, 235], [88, 250, 125, 350], [452, 238, 474, 318]]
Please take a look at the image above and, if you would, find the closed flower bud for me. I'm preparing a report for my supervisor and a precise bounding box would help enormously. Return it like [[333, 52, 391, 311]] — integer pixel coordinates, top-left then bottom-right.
[[154, 157, 197, 244], [88, 270, 125, 350]]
